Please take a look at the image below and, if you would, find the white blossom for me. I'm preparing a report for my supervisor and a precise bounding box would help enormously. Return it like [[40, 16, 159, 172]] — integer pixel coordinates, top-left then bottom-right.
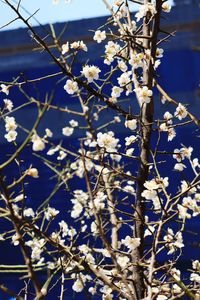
[[71, 155, 94, 178], [121, 236, 140, 251], [47, 146, 59, 156], [51, 232, 65, 245], [164, 125, 176, 141], [91, 191, 107, 211], [81, 65, 101, 82], [117, 255, 130, 268], [135, 3, 157, 22], [69, 119, 78, 127], [45, 128, 53, 137], [72, 276, 85, 293], [126, 148, 135, 156], [59, 220, 69, 237], [160, 123, 168, 132], [125, 135, 137, 146], [163, 111, 173, 123], [114, 5, 127, 20], [114, 116, 121, 123], [193, 260, 200, 271], [93, 30, 106, 43], [123, 185, 135, 195], [88, 287, 96, 295], [141, 189, 158, 200], [135, 86, 153, 104], [44, 207, 59, 220], [157, 296, 167, 300], [129, 52, 144, 69], [171, 268, 181, 281], [173, 148, 184, 162], [12, 233, 20, 246], [192, 158, 200, 169], [70, 40, 87, 51], [174, 163, 186, 172], [57, 150, 67, 160], [5, 116, 17, 132], [177, 204, 191, 219], [144, 179, 159, 192], [26, 238, 45, 261], [71, 202, 83, 218], [162, 1, 171, 13], [0, 84, 9, 95], [118, 60, 128, 72], [182, 146, 193, 159], [0, 235, 5, 241], [144, 177, 169, 191], [97, 131, 119, 152], [3, 99, 13, 111], [32, 134, 45, 151], [27, 168, 39, 178], [175, 103, 187, 120], [190, 273, 200, 283], [4, 130, 17, 142], [154, 59, 161, 69], [125, 119, 137, 130], [101, 285, 113, 300], [174, 146, 193, 161], [111, 86, 123, 98], [61, 42, 69, 55], [62, 126, 74, 136], [172, 284, 182, 295], [104, 41, 120, 64], [71, 190, 89, 218], [156, 48, 164, 58], [79, 244, 90, 254], [117, 72, 131, 87], [180, 180, 196, 194], [24, 208, 35, 218], [91, 221, 98, 235], [64, 79, 78, 94], [164, 229, 184, 254], [14, 194, 24, 202]]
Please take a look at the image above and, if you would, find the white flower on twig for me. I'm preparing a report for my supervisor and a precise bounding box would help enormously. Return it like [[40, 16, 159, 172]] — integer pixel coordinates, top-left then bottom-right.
[[93, 30, 106, 43], [81, 65, 101, 83], [121, 236, 140, 251], [61, 42, 69, 55], [162, 2, 171, 13], [97, 131, 119, 152], [64, 79, 78, 94], [0, 84, 9, 95], [32, 134, 45, 151], [135, 86, 153, 104], [3, 99, 13, 111], [125, 119, 137, 130], [62, 126, 74, 136], [70, 40, 87, 52]]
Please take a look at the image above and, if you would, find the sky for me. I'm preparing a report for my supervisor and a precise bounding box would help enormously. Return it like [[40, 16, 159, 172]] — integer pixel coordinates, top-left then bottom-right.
[[0, 0, 173, 31]]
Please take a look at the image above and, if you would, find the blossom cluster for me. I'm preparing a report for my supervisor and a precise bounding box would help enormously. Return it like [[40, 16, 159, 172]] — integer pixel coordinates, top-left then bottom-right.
[[4, 116, 17, 142]]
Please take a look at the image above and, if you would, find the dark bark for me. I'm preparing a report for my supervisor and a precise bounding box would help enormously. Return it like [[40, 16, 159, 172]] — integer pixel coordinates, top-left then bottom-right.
[[134, 1, 163, 299]]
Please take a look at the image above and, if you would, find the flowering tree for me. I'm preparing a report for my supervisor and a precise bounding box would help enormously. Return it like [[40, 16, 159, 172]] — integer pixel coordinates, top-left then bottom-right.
[[0, 0, 200, 299]]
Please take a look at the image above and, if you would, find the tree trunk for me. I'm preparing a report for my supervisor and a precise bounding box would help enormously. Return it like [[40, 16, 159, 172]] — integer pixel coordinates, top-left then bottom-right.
[[133, 1, 162, 298]]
